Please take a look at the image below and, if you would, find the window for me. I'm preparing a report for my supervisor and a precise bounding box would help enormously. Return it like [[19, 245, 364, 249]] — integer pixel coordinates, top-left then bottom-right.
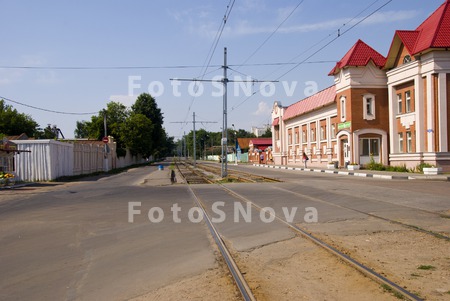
[[406, 131, 413, 153], [397, 94, 402, 114], [363, 94, 375, 120], [403, 55, 411, 64], [302, 131, 307, 143], [288, 133, 292, 145], [340, 96, 346, 121], [360, 139, 380, 156], [331, 124, 336, 139], [295, 132, 299, 144], [405, 91, 411, 113], [311, 128, 316, 142], [320, 126, 326, 140], [398, 133, 404, 153]]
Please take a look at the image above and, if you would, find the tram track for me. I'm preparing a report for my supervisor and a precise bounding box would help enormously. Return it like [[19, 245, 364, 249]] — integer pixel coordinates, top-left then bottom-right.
[[175, 160, 425, 301], [271, 185, 450, 241]]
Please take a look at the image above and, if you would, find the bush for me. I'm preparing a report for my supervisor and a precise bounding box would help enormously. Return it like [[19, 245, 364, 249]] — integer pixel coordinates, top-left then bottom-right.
[[415, 163, 434, 173], [364, 155, 410, 173]]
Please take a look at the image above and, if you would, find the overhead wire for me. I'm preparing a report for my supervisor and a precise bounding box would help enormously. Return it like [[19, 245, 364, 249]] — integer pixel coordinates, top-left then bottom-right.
[[230, 0, 390, 112], [231, 0, 306, 74], [177, 0, 236, 139], [1, 96, 98, 115]]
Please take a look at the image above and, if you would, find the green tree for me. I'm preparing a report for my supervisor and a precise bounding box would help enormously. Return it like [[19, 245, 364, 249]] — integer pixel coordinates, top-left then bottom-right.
[[121, 114, 154, 157], [74, 120, 89, 138], [0, 99, 39, 137], [131, 93, 165, 157]]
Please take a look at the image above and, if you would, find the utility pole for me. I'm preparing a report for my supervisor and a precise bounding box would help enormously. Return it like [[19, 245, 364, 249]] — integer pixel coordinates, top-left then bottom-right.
[[103, 110, 109, 172], [170, 47, 277, 177], [171, 113, 217, 167], [221, 48, 228, 177]]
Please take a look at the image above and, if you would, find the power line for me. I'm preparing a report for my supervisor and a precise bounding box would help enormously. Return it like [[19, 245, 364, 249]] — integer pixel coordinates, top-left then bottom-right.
[[0, 60, 336, 70], [1, 96, 98, 115], [232, 0, 306, 73], [230, 0, 392, 112], [179, 0, 236, 137]]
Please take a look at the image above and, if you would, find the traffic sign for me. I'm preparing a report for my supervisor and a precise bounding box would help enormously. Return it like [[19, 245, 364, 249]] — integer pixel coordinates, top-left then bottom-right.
[[102, 136, 109, 143]]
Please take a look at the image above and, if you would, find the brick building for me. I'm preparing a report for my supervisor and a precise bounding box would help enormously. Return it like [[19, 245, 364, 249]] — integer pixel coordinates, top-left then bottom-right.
[[272, 0, 450, 171]]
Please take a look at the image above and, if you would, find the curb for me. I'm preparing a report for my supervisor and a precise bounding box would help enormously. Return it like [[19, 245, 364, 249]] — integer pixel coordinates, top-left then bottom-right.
[[252, 164, 449, 181], [0, 182, 35, 190]]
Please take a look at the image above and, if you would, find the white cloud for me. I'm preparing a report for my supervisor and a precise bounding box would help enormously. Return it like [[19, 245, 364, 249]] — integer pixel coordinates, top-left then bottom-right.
[[229, 10, 419, 36], [109, 95, 137, 107], [252, 101, 271, 116], [237, 0, 266, 13], [35, 70, 60, 85], [0, 69, 24, 86]]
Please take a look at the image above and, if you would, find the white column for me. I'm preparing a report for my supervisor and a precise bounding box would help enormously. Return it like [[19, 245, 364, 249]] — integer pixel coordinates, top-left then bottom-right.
[[426, 74, 435, 152], [438, 73, 448, 152], [414, 74, 424, 152], [388, 84, 397, 153]]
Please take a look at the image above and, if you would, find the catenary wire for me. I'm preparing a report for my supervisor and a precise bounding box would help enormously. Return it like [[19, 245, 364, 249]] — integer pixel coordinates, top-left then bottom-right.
[[230, 0, 391, 112], [1, 96, 98, 115], [179, 0, 236, 137]]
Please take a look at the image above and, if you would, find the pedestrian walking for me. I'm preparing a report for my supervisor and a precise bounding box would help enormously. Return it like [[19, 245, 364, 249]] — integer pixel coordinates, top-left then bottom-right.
[[170, 169, 176, 184], [302, 152, 309, 168]]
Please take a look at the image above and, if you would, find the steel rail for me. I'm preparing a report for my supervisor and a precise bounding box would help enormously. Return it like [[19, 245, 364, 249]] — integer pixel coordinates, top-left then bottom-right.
[[218, 183, 424, 301], [187, 185, 256, 301], [272, 186, 450, 242]]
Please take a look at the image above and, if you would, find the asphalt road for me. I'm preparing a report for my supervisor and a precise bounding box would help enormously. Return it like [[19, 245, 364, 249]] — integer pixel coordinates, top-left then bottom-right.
[[1, 162, 449, 300], [0, 166, 217, 301]]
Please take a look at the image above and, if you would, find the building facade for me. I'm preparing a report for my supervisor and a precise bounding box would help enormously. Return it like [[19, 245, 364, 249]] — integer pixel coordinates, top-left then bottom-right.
[[272, 1, 450, 171]]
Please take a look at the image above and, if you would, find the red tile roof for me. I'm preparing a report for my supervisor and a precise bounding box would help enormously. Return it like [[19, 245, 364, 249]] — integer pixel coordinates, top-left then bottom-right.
[[283, 85, 336, 121], [396, 30, 420, 54], [249, 138, 272, 146], [329, 39, 387, 75], [413, 0, 450, 54], [386, 0, 450, 64]]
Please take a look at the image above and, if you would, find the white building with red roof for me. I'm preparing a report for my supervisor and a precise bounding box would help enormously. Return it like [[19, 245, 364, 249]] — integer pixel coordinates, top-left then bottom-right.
[[384, 0, 450, 170], [272, 0, 450, 171]]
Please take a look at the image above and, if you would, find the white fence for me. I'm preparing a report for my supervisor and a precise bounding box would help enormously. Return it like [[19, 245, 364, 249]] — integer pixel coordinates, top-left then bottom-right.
[[13, 140, 74, 182], [13, 139, 147, 182]]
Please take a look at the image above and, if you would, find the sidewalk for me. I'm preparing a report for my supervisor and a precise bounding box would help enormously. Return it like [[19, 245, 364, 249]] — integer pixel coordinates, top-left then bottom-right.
[[253, 163, 450, 181], [140, 165, 185, 186]]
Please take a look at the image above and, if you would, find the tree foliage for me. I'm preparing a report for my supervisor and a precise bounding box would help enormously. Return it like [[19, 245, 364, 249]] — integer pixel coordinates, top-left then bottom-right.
[[178, 128, 256, 159], [75, 94, 173, 159], [121, 113, 154, 157], [0, 99, 39, 137]]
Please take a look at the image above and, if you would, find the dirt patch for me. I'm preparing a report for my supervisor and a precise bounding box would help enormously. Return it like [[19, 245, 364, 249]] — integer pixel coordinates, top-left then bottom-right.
[[233, 236, 398, 301], [314, 230, 450, 300], [129, 267, 240, 301]]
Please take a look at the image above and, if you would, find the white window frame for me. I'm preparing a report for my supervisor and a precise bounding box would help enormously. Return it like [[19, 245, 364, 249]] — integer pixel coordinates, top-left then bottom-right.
[[320, 126, 326, 141], [397, 93, 402, 114], [363, 94, 375, 120], [405, 91, 411, 113], [302, 130, 307, 144], [311, 128, 316, 142], [340, 96, 346, 122], [331, 124, 336, 139], [398, 133, 404, 153], [403, 55, 412, 64], [406, 131, 412, 153]]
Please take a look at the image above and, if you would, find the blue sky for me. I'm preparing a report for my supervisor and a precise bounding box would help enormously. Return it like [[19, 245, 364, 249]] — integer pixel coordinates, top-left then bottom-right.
[[0, 0, 444, 140]]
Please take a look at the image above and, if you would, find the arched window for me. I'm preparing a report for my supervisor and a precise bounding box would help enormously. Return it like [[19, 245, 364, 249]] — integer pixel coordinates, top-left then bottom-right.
[[403, 55, 412, 64]]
